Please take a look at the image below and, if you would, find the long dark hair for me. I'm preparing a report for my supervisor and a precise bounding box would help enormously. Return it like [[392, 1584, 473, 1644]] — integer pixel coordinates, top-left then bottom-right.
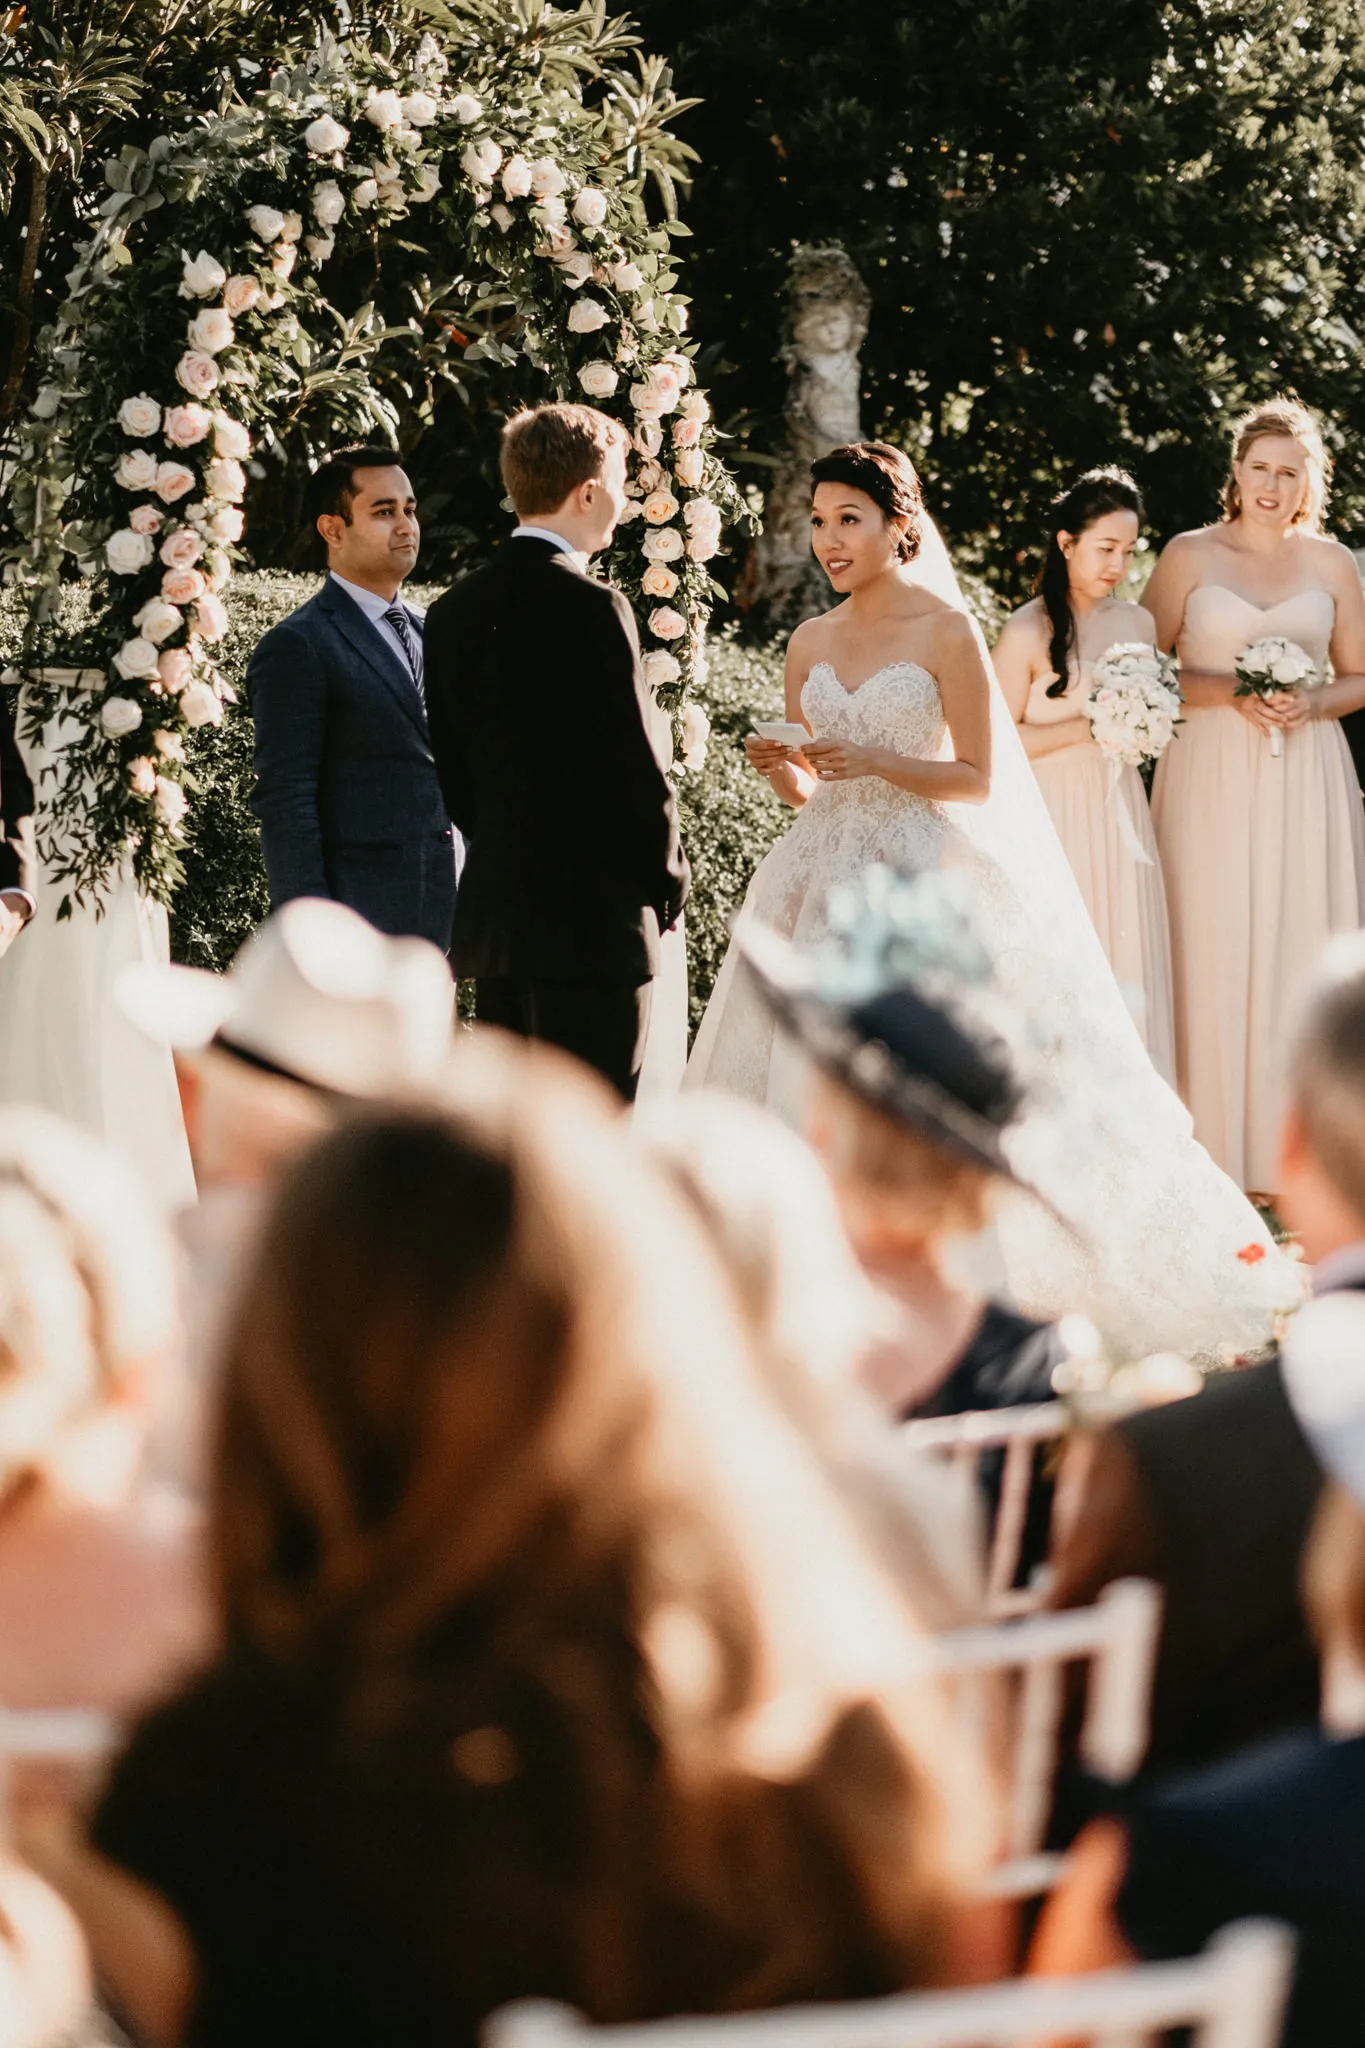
[[1037, 467, 1143, 696]]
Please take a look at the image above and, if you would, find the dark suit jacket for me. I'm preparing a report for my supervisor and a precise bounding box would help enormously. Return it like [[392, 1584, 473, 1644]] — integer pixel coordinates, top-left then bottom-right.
[[0, 686, 34, 902], [246, 578, 455, 949], [423, 536, 689, 981], [1052, 1353, 1327, 1771]]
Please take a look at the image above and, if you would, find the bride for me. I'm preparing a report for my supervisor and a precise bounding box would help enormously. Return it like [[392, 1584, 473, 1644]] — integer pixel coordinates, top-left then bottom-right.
[[686, 441, 1298, 1358]]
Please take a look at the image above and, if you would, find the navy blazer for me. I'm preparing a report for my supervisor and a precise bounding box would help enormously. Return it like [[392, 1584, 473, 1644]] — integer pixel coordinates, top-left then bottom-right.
[[246, 577, 455, 949]]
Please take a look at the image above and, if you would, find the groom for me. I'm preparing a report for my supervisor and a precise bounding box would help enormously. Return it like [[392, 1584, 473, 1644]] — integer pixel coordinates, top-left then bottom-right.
[[424, 402, 689, 1100]]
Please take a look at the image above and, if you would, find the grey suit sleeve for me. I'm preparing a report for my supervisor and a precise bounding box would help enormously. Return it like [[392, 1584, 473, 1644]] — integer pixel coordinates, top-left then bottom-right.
[[247, 623, 332, 906]]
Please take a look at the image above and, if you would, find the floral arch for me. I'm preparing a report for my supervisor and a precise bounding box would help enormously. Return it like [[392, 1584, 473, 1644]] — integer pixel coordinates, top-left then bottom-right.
[[6, 1, 743, 913]]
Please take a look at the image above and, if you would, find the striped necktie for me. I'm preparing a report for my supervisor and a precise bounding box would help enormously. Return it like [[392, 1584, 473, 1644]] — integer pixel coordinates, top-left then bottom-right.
[[383, 601, 425, 706]]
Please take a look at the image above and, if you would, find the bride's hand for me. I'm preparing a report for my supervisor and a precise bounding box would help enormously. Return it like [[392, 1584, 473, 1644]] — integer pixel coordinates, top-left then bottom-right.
[[745, 736, 802, 776], [803, 738, 881, 782]]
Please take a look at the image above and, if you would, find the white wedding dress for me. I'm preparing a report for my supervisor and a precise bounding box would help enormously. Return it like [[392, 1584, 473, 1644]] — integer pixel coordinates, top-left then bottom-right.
[[686, 549, 1300, 1360], [0, 698, 196, 1212]]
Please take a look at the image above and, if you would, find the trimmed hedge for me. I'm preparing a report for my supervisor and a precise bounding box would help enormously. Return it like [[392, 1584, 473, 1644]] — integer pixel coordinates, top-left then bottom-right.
[[1, 574, 790, 1030]]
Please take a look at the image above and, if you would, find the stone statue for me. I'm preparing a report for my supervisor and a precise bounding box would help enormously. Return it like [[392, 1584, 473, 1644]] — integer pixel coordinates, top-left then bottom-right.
[[750, 245, 872, 622]]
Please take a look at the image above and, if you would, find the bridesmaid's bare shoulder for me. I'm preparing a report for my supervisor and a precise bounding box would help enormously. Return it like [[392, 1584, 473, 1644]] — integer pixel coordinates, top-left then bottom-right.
[[1155, 526, 1224, 565], [1105, 598, 1157, 643], [1297, 530, 1361, 594]]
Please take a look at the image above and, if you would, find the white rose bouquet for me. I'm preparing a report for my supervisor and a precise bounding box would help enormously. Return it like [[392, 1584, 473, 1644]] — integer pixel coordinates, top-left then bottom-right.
[[1083, 643, 1182, 769], [1234, 636, 1320, 758]]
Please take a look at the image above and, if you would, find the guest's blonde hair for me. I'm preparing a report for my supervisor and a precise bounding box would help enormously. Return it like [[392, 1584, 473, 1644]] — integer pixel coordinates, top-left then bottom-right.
[[1222, 397, 1330, 531]]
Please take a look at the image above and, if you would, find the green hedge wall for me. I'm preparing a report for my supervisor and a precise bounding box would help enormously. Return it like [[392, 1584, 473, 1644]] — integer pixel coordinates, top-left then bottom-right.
[[2, 574, 790, 1032]]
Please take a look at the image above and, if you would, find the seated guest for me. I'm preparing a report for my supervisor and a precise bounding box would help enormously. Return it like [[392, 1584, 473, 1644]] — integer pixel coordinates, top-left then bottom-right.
[[1031, 1294, 1365, 2048], [1048, 931, 1365, 1769], [0, 1108, 207, 1718], [55, 1040, 999, 2048], [734, 889, 1067, 1421], [639, 1093, 985, 1630]]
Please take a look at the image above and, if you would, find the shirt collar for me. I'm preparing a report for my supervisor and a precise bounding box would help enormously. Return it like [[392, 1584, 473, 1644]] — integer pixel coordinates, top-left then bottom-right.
[[511, 525, 589, 573], [330, 570, 405, 623], [1313, 1242, 1365, 1295]]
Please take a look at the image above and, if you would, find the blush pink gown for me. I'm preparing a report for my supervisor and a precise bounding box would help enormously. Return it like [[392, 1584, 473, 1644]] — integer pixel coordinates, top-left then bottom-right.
[[1152, 586, 1365, 1190]]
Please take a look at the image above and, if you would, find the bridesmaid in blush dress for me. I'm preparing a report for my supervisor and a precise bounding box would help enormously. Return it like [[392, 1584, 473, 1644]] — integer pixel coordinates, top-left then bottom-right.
[[994, 468, 1176, 1081], [1147, 398, 1365, 1197]]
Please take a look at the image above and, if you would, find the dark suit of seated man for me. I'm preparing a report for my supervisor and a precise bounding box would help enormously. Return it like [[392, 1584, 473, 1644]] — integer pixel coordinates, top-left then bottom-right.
[[423, 403, 689, 1100], [247, 447, 456, 951]]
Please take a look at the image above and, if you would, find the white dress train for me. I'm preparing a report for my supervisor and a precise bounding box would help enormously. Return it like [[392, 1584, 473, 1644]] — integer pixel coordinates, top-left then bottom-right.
[[0, 703, 195, 1211], [685, 654, 1299, 1361]]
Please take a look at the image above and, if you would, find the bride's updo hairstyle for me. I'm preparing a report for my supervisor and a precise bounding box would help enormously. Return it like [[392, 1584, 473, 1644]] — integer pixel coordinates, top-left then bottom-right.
[[810, 442, 924, 563], [1223, 397, 1330, 531], [1037, 466, 1143, 699]]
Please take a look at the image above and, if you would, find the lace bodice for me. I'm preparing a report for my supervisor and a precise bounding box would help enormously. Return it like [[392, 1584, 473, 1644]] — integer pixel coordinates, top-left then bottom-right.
[[1180, 585, 1335, 676], [802, 658, 946, 769]]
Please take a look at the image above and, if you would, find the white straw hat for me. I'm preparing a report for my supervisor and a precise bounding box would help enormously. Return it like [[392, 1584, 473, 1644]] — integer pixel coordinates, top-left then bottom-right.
[[116, 898, 454, 1099]]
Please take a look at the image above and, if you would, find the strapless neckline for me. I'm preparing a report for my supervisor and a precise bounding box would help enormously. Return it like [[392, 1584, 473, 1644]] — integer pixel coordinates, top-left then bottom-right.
[[1186, 584, 1335, 619], [806, 657, 937, 699]]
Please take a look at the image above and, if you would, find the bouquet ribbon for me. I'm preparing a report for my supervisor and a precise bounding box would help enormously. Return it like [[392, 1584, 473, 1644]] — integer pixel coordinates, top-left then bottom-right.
[[1106, 759, 1155, 866]]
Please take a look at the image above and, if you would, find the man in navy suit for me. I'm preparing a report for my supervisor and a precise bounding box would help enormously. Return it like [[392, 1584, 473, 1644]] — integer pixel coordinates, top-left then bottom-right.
[[247, 447, 456, 950]]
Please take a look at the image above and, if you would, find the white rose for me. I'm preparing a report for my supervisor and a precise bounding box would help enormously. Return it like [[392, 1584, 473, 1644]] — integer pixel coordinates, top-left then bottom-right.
[[194, 591, 230, 642], [501, 154, 533, 199], [179, 680, 224, 728], [117, 393, 162, 438], [175, 351, 220, 399], [351, 178, 379, 210], [633, 420, 664, 458], [683, 496, 721, 535], [115, 448, 161, 491], [212, 413, 251, 460], [571, 187, 608, 227], [203, 548, 231, 591], [680, 390, 710, 422], [271, 241, 297, 279], [128, 756, 157, 796], [105, 527, 155, 576], [402, 91, 438, 126], [533, 193, 567, 227], [410, 162, 440, 203], [31, 385, 62, 420], [154, 776, 189, 826], [679, 701, 710, 774], [364, 88, 404, 130], [187, 307, 234, 356], [641, 562, 679, 599], [461, 140, 501, 182], [311, 179, 346, 227], [305, 235, 336, 264], [649, 606, 687, 642], [566, 296, 611, 335], [615, 498, 643, 523], [642, 651, 681, 692], [154, 461, 197, 505], [206, 505, 245, 544], [205, 456, 247, 502], [642, 527, 685, 563], [534, 220, 574, 258], [153, 730, 184, 760], [489, 203, 514, 233], [642, 489, 679, 526], [686, 534, 720, 563], [131, 599, 183, 646], [529, 157, 567, 197], [664, 352, 692, 388], [611, 259, 645, 294], [304, 113, 350, 154], [555, 249, 595, 288], [1271, 655, 1304, 686], [674, 446, 705, 490], [223, 274, 262, 315], [101, 689, 147, 730], [180, 249, 227, 298], [162, 402, 213, 449], [247, 204, 286, 241], [577, 360, 619, 398], [451, 93, 482, 124]]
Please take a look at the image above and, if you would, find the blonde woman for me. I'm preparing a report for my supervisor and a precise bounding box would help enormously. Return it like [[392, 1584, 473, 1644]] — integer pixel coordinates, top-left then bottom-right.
[[1145, 399, 1365, 1196]]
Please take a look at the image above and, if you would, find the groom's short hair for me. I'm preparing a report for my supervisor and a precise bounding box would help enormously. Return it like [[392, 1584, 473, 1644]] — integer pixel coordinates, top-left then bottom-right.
[[501, 403, 627, 518], [1294, 934, 1365, 1217]]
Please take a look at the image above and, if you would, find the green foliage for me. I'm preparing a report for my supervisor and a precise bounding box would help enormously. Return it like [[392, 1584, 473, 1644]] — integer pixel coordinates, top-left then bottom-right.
[[628, 0, 1365, 588]]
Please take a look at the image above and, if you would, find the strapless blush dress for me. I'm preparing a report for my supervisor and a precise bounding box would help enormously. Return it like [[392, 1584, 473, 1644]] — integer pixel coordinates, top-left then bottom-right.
[[1152, 586, 1365, 1190], [1025, 658, 1176, 1085]]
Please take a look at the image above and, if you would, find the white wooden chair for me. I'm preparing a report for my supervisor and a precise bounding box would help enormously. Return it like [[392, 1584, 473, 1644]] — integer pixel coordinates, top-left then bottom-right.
[[921, 1577, 1162, 1900], [901, 1401, 1073, 1616], [0, 1707, 118, 1837], [486, 1919, 1295, 2048]]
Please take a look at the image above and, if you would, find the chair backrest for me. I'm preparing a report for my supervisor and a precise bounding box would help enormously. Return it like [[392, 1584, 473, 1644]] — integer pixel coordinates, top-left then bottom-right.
[[485, 1920, 1295, 2048], [900, 1402, 1072, 1616], [918, 1577, 1162, 1899], [0, 1707, 118, 1838]]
